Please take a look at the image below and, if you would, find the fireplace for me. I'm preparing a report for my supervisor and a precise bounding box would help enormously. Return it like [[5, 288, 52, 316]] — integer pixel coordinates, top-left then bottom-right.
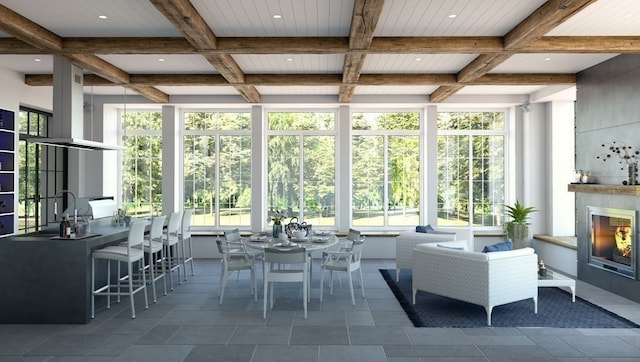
[[588, 206, 637, 279]]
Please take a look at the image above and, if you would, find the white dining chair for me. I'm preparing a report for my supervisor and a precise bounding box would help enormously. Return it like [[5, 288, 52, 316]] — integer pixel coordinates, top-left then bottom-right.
[[320, 230, 366, 305], [216, 238, 257, 304], [263, 246, 309, 319]]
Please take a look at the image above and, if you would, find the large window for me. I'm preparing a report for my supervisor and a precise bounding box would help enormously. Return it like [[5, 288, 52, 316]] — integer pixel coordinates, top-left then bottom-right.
[[267, 111, 336, 226], [351, 112, 420, 228], [437, 111, 505, 227], [18, 107, 62, 233], [122, 111, 163, 218], [183, 111, 251, 227]]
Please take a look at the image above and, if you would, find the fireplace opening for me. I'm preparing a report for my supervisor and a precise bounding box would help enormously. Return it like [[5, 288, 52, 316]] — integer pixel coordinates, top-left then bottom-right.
[[588, 206, 636, 279]]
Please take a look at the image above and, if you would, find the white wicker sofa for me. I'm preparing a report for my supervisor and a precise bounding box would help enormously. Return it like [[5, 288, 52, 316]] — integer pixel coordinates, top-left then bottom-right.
[[395, 230, 457, 281], [412, 241, 538, 326]]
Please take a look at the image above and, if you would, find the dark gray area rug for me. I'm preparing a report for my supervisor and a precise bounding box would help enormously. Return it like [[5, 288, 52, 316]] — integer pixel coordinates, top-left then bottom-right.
[[380, 269, 640, 328]]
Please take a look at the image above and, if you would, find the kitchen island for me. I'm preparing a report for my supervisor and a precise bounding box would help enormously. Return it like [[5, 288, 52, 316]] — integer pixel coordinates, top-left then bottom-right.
[[0, 218, 148, 324]]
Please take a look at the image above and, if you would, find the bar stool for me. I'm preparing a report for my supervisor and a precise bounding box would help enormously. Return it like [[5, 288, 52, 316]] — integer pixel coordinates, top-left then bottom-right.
[[144, 215, 167, 302], [163, 211, 182, 290], [179, 209, 194, 281], [91, 220, 148, 319]]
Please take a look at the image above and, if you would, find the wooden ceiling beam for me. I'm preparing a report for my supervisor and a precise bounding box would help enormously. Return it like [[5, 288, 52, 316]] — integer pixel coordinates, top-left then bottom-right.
[[26, 72, 575, 87], [370, 37, 504, 53], [504, 0, 598, 50], [431, 0, 595, 102], [127, 85, 169, 103], [148, 0, 216, 49], [526, 36, 640, 53], [340, 0, 385, 103], [430, 85, 466, 103], [4, 35, 640, 56], [0, 4, 167, 103], [63, 37, 196, 54], [149, 0, 260, 103], [0, 4, 61, 50]]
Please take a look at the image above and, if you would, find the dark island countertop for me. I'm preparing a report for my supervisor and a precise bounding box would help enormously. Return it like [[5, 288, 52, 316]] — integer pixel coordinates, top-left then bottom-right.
[[0, 218, 149, 324]]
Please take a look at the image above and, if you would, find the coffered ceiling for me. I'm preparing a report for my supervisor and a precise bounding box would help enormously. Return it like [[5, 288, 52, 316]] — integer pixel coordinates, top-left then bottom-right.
[[0, 0, 637, 104]]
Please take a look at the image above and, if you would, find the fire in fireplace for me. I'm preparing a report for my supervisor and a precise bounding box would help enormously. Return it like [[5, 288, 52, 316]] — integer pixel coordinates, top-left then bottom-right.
[[588, 206, 637, 279]]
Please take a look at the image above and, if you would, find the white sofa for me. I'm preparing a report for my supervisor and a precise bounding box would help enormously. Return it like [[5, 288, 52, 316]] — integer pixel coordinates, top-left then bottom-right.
[[411, 241, 538, 326], [395, 231, 457, 281]]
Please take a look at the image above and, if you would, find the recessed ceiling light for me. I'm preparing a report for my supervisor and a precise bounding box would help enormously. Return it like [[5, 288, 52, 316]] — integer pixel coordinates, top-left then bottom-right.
[[415, 58, 422, 61], [448, 14, 457, 18], [158, 58, 165, 62], [34, 58, 41, 62], [273, 14, 282, 19], [544, 57, 551, 61], [98, 15, 107, 19], [286, 58, 293, 62]]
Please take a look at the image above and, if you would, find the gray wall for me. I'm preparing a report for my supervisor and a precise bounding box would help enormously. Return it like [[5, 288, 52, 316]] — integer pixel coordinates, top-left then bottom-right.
[[575, 54, 640, 303]]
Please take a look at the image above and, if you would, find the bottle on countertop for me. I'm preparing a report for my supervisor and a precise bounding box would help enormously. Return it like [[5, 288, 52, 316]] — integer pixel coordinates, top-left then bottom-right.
[[59, 216, 65, 237], [63, 213, 71, 238]]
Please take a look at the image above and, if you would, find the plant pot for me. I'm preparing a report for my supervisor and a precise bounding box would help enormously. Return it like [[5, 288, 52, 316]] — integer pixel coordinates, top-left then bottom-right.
[[506, 223, 530, 249]]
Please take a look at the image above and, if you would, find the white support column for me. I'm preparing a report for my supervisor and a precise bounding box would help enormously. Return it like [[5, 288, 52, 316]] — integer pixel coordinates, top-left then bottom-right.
[[547, 101, 576, 236], [251, 105, 264, 233], [425, 105, 438, 225], [162, 105, 180, 215], [338, 105, 351, 233]]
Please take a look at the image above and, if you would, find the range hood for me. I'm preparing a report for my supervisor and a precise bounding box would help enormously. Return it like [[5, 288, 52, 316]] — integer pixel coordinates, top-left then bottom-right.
[[26, 57, 122, 151]]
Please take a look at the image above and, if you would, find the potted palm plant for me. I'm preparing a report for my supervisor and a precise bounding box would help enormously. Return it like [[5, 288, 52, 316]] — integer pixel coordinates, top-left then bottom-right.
[[503, 200, 537, 249]]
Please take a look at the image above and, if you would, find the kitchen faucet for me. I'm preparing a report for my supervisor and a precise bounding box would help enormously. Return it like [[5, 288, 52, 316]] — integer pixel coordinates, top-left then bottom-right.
[[54, 190, 77, 224]]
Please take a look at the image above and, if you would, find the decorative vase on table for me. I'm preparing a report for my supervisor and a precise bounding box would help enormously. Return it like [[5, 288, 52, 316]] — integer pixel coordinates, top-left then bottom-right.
[[272, 222, 282, 238]]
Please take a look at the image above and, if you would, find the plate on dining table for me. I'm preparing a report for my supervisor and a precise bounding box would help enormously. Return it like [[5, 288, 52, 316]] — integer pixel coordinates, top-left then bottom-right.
[[274, 242, 298, 248], [250, 235, 269, 242], [311, 237, 329, 243], [314, 231, 332, 236]]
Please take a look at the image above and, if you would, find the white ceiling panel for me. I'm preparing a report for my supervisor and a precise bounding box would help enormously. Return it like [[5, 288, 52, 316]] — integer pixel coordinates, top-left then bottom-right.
[[83, 85, 127, 95], [97, 55, 218, 74], [355, 85, 439, 95], [376, 0, 547, 36], [257, 85, 340, 95], [156, 86, 240, 96], [0, 0, 179, 37], [363, 54, 478, 73], [0, 55, 53, 73], [456, 85, 547, 95], [233, 54, 344, 73], [548, 0, 640, 36], [492, 53, 620, 73], [192, 0, 354, 36]]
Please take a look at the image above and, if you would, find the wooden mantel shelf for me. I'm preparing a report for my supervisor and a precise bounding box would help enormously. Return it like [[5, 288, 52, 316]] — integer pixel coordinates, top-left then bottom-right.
[[568, 183, 640, 196]]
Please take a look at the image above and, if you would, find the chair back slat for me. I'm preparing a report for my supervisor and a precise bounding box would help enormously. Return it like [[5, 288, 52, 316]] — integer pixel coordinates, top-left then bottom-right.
[[166, 211, 181, 234], [181, 209, 194, 238], [264, 247, 307, 264], [127, 220, 147, 250], [149, 215, 166, 242], [224, 228, 241, 243]]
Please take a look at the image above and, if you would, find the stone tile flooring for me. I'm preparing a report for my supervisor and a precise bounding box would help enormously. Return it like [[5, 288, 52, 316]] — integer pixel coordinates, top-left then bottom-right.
[[1, 259, 639, 361]]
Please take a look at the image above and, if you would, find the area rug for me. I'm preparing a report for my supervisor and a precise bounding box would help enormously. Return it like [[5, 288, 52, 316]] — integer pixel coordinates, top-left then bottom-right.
[[380, 269, 640, 328]]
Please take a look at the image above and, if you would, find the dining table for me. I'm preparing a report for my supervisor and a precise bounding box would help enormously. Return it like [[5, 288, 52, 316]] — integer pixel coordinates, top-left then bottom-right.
[[244, 231, 339, 285]]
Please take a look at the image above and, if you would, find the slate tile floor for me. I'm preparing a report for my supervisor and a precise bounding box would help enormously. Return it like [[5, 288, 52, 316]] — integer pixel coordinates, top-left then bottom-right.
[[1, 259, 639, 361]]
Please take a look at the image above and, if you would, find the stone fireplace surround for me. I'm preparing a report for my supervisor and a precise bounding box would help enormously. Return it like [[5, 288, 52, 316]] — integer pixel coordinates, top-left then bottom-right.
[[572, 185, 640, 303]]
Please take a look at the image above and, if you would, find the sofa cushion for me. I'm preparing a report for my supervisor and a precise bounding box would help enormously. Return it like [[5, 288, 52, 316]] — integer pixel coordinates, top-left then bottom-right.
[[415, 224, 434, 233], [436, 242, 468, 251], [482, 241, 513, 253]]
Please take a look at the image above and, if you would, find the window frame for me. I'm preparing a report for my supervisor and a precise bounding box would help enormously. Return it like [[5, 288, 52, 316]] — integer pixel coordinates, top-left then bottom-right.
[[435, 108, 509, 231], [350, 108, 423, 231]]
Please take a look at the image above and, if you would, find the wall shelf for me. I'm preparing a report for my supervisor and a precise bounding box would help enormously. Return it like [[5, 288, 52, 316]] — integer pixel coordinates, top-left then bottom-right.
[[568, 183, 640, 196]]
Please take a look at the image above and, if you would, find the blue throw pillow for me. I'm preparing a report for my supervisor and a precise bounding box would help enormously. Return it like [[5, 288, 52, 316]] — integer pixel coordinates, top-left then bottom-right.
[[415, 224, 434, 233], [482, 241, 513, 253]]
